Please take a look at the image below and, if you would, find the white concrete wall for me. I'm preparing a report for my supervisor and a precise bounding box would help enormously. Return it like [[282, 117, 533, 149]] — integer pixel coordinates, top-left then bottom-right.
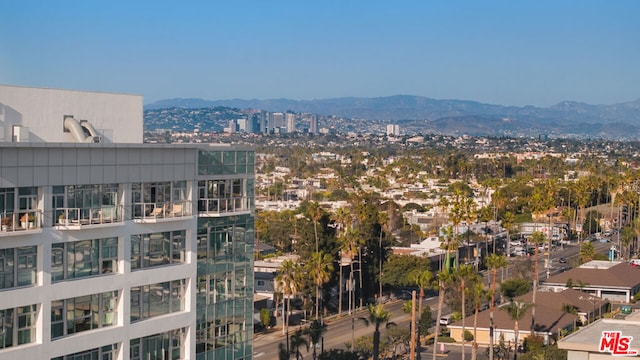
[[0, 84, 143, 143]]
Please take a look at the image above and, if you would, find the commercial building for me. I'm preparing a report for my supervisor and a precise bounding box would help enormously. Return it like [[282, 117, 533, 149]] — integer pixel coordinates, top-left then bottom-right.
[[0, 85, 254, 359]]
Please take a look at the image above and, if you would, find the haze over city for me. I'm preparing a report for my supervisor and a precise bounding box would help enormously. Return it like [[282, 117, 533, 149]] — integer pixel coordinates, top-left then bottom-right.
[[1, 1, 639, 107]]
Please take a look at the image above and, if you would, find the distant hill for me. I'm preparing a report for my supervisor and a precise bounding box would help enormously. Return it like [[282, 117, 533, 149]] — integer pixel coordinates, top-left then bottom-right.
[[145, 95, 640, 139]]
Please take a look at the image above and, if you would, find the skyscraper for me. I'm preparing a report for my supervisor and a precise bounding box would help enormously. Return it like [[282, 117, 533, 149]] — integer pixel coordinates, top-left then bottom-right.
[[309, 115, 318, 134], [286, 113, 296, 133], [0, 85, 254, 360]]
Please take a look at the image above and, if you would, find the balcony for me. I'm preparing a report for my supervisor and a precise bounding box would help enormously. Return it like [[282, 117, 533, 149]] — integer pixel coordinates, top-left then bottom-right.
[[132, 200, 192, 223], [0, 210, 43, 235], [54, 205, 124, 230], [198, 197, 252, 217]]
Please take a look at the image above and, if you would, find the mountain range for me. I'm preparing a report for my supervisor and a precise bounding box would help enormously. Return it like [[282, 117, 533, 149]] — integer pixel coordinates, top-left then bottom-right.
[[145, 95, 640, 139]]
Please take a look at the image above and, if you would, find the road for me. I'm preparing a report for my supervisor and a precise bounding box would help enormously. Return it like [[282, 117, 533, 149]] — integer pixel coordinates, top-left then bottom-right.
[[254, 241, 613, 359]]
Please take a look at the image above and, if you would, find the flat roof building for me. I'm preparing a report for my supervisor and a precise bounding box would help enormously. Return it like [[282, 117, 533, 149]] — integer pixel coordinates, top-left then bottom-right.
[[0, 85, 254, 359]]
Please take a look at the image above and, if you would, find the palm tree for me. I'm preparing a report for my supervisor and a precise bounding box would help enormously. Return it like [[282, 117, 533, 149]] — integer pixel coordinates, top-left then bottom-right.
[[501, 211, 516, 256], [410, 269, 433, 359], [308, 201, 322, 253], [454, 264, 475, 360], [410, 269, 433, 333], [309, 251, 334, 319], [277, 260, 298, 338], [528, 231, 545, 333], [290, 329, 309, 360], [334, 207, 352, 315], [469, 279, 488, 360], [306, 319, 327, 360], [486, 254, 508, 360], [359, 303, 394, 360], [432, 270, 455, 360], [502, 301, 533, 360]]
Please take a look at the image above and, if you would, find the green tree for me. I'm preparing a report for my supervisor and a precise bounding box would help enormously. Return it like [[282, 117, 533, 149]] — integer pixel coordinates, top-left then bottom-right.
[[308, 252, 334, 319], [359, 304, 395, 360], [501, 278, 531, 301], [432, 270, 455, 360], [502, 301, 533, 360], [409, 268, 434, 335], [579, 241, 596, 263], [290, 329, 309, 360], [260, 308, 271, 330], [454, 264, 476, 360], [306, 320, 327, 360], [469, 279, 488, 360], [486, 253, 508, 360], [383, 255, 431, 287], [277, 259, 299, 337], [529, 231, 546, 332]]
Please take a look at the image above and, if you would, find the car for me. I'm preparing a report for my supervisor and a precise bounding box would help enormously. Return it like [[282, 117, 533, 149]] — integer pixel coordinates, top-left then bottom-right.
[[439, 315, 452, 326], [559, 257, 567, 264]]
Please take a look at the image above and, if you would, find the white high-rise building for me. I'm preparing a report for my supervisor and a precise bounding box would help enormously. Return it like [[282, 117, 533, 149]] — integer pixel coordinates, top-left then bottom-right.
[[286, 113, 296, 133], [0, 85, 255, 360], [386, 124, 400, 136]]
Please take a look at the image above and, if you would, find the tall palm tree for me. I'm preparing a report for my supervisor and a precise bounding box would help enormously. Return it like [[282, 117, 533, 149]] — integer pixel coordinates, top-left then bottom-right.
[[454, 264, 475, 360], [528, 231, 546, 333], [334, 207, 352, 315], [359, 303, 394, 360], [432, 270, 455, 360], [410, 269, 434, 333], [501, 211, 515, 256], [502, 301, 533, 360], [309, 251, 334, 319], [306, 319, 327, 360], [308, 201, 322, 253], [469, 278, 488, 360], [290, 329, 309, 360], [486, 253, 508, 360], [277, 260, 298, 338]]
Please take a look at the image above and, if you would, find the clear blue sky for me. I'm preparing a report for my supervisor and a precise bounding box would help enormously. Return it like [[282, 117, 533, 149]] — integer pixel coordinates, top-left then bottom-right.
[[1, 1, 638, 107]]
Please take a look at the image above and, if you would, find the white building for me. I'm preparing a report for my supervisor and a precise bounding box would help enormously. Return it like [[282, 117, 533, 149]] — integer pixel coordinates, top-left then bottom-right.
[[0, 85, 254, 360], [386, 124, 400, 136]]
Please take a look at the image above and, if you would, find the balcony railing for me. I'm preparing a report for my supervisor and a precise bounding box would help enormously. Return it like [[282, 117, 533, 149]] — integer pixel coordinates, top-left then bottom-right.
[[55, 205, 124, 228], [0, 210, 42, 234], [198, 197, 252, 217], [132, 200, 192, 222]]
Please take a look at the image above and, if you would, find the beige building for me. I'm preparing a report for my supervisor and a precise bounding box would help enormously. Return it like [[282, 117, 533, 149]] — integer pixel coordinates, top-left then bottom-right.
[[448, 289, 608, 346], [542, 260, 640, 303]]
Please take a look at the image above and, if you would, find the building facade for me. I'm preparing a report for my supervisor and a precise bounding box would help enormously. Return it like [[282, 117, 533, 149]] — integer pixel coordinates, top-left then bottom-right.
[[0, 85, 255, 360]]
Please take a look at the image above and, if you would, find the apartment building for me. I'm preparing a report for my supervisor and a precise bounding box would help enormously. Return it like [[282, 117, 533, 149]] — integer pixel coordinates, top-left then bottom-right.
[[0, 85, 254, 359]]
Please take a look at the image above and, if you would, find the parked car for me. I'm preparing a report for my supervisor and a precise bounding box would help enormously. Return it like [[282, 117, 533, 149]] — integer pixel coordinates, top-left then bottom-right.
[[439, 315, 452, 326], [559, 257, 567, 264]]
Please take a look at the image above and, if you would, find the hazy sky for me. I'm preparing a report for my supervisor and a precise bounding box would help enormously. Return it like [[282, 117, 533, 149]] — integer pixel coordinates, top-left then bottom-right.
[[1, 1, 638, 106]]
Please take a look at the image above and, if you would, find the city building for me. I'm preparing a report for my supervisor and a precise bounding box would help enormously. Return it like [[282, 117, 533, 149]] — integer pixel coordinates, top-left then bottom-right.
[[386, 124, 400, 136], [0, 84, 255, 360], [285, 113, 296, 133], [541, 260, 640, 303], [309, 115, 318, 134], [558, 317, 640, 359]]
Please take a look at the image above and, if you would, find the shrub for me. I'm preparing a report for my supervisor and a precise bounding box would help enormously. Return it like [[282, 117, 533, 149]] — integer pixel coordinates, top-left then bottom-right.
[[463, 330, 474, 342]]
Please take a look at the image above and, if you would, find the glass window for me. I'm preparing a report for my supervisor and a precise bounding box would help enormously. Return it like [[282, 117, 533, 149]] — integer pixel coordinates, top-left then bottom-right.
[[131, 231, 185, 270], [0, 304, 36, 349], [130, 280, 185, 322], [0, 246, 37, 290], [51, 292, 117, 339], [51, 343, 118, 360], [130, 328, 185, 360], [51, 238, 118, 282]]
